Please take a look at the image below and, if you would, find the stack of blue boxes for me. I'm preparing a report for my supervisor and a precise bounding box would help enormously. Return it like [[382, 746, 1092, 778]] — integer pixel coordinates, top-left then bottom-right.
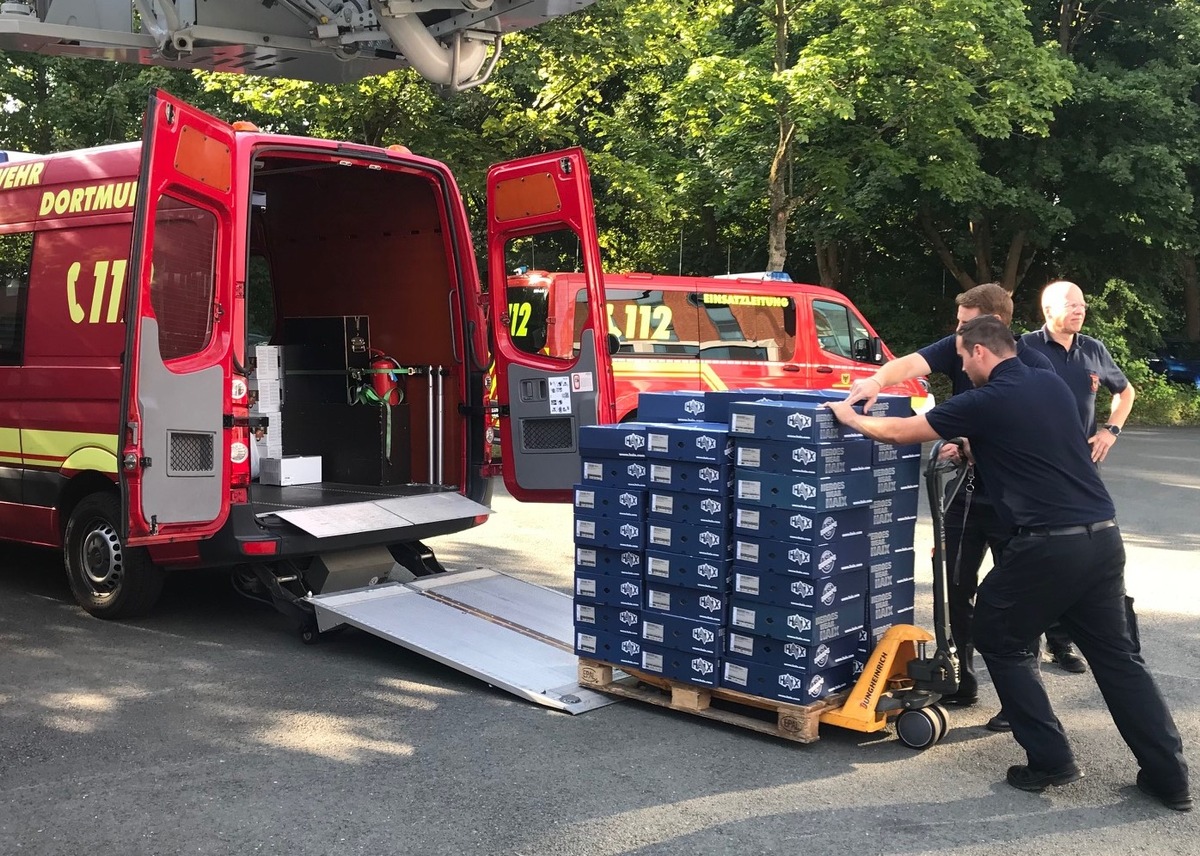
[[572, 387, 920, 709]]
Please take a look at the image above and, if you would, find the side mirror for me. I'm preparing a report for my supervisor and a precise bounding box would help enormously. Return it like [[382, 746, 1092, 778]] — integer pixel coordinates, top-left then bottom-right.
[[852, 336, 884, 364], [607, 333, 621, 355]]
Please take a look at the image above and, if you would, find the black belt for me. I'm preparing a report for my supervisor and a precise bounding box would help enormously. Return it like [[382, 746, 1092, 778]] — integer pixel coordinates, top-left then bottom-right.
[[1014, 518, 1117, 537]]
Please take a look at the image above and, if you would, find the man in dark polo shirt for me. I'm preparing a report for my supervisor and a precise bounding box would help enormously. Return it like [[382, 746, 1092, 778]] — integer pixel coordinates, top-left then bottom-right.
[[827, 315, 1191, 812], [846, 283, 1060, 716], [1021, 280, 1136, 464]]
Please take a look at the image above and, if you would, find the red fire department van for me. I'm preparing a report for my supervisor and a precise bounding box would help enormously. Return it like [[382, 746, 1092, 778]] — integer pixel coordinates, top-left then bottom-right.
[[485, 270, 928, 459], [0, 91, 621, 623]]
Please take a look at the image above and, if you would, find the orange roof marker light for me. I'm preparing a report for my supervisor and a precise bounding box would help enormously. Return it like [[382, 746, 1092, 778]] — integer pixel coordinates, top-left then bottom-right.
[[232, 121, 260, 132], [387, 144, 412, 155]]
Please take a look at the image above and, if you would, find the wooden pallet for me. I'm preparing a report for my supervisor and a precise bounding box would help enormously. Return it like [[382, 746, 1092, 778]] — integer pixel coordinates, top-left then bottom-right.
[[577, 659, 849, 744]]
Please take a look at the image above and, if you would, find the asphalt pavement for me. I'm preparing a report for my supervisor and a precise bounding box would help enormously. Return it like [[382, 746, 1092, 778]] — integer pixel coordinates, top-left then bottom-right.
[[1, 428, 1197, 855]]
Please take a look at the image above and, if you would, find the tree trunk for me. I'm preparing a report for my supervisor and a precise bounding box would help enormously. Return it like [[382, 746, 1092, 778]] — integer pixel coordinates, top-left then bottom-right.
[[971, 216, 992, 283], [1182, 254, 1200, 341], [814, 238, 840, 290], [918, 208, 977, 292], [1000, 230, 1028, 293], [766, 0, 791, 273]]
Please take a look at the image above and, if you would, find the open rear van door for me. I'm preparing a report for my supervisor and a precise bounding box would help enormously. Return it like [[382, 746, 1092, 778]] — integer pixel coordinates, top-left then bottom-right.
[[486, 149, 615, 502], [121, 91, 237, 543]]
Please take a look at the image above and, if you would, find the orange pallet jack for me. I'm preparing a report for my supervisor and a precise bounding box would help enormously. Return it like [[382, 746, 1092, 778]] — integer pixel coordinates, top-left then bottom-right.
[[819, 438, 969, 748]]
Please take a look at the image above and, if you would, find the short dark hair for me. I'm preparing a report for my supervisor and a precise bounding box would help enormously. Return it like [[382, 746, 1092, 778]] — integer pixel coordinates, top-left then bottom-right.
[[957, 315, 1016, 357], [956, 282, 1013, 326]]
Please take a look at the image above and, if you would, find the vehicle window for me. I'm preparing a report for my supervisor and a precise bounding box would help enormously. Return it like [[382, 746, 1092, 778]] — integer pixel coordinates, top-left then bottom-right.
[[506, 285, 551, 356], [591, 289, 691, 356], [813, 298, 872, 363], [150, 195, 217, 360], [503, 230, 587, 361], [0, 231, 33, 365]]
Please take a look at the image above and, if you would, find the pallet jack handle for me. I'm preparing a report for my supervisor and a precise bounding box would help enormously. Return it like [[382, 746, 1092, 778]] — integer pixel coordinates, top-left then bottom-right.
[[925, 438, 971, 654]]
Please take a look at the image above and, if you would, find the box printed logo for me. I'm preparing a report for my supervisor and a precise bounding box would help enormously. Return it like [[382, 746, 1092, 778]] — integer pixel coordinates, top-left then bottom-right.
[[790, 513, 814, 531], [788, 547, 811, 566], [820, 516, 838, 540], [699, 530, 720, 548], [787, 613, 813, 632], [621, 551, 640, 567], [786, 412, 813, 431], [792, 447, 817, 465], [692, 626, 716, 645], [619, 492, 639, 508], [792, 482, 818, 500], [627, 463, 646, 479], [813, 643, 831, 668], [807, 674, 825, 698], [698, 594, 723, 614], [620, 523, 640, 539], [818, 550, 837, 575], [691, 658, 715, 676], [778, 672, 805, 692], [783, 642, 805, 661], [700, 467, 720, 483], [684, 399, 706, 416], [853, 658, 865, 676], [620, 610, 639, 626], [696, 435, 717, 452], [697, 562, 719, 580], [700, 498, 721, 514], [791, 580, 815, 599], [821, 582, 838, 606], [619, 581, 640, 597], [624, 433, 646, 451], [621, 639, 641, 656]]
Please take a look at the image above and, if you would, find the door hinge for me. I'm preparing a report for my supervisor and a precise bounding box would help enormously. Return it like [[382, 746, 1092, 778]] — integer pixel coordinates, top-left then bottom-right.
[[149, 515, 159, 535]]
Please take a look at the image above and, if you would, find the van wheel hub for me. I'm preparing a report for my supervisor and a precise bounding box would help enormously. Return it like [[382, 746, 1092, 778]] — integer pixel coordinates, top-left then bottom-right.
[[81, 524, 123, 592]]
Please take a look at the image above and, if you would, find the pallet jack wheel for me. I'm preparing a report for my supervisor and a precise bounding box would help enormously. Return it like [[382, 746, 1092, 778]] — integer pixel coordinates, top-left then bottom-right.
[[896, 708, 941, 750], [929, 703, 950, 742]]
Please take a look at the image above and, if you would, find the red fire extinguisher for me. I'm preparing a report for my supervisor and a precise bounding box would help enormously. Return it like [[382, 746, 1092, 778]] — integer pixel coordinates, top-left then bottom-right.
[[368, 349, 403, 406]]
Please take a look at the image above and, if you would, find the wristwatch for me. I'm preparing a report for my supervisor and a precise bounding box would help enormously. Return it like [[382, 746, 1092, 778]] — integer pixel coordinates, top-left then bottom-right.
[[1104, 423, 1122, 437]]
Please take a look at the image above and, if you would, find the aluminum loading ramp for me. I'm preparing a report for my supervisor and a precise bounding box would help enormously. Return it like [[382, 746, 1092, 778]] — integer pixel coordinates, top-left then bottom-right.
[[309, 570, 618, 714]]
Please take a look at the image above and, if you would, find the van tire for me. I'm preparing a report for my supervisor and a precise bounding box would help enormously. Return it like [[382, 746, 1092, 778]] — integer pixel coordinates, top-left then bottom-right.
[[64, 493, 163, 619]]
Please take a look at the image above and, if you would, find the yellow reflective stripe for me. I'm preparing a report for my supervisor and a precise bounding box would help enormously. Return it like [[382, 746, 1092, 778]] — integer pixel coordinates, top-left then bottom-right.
[[611, 360, 728, 393], [19, 428, 119, 470], [62, 447, 119, 475], [0, 426, 19, 461], [0, 456, 22, 465]]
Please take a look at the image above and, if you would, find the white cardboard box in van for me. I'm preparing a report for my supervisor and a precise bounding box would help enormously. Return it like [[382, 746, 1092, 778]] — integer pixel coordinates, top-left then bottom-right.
[[260, 455, 322, 486]]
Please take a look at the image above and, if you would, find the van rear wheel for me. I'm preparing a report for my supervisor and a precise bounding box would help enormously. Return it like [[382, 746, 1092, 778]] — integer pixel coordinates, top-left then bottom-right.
[[64, 493, 163, 619]]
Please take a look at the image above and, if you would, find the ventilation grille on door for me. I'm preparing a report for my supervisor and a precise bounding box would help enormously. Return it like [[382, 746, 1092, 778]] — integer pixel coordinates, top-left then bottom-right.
[[167, 431, 216, 476], [521, 418, 575, 452]]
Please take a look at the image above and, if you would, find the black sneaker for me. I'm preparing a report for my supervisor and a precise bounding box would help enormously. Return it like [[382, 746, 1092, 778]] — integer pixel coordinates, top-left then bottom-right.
[[1006, 763, 1083, 792], [986, 712, 1012, 732], [1049, 646, 1087, 674], [940, 689, 979, 707], [1137, 771, 1194, 812]]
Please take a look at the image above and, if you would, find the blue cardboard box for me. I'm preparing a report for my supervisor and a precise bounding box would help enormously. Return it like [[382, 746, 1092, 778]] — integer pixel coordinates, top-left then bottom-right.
[[870, 489, 919, 527], [646, 520, 733, 559], [704, 388, 796, 424], [647, 459, 733, 495], [868, 585, 916, 624], [573, 484, 646, 520], [637, 390, 710, 423], [860, 602, 917, 655], [575, 628, 643, 668], [727, 597, 865, 644], [735, 469, 874, 512], [644, 421, 734, 464], [872, 458, 921, 495], [574, 601, 641, 636], [644, 582, 727, 624], [720, 658, 855, 703], [728, 399, 864, 443], [647, 489, 730, 526], [580, 456, 648, 490], [644, 550, 733, 592], [574, 544, 643, 578], [865, 393, 916, 419], [574, 572, 643, 608], [868, 550, 916, 592], [725, 629, 859, 673], [868, 522, 917, 558], [732, 504, 870, 547], [733, 534, 867, 577], [640, 612, 724, 656], [732, 567, 868, 612], [578, 423, 648, 458], [574, 513, 646, 551], [734, 438, 872, 477], [639, 642, 720, 688], [872, 440, 922, 466]]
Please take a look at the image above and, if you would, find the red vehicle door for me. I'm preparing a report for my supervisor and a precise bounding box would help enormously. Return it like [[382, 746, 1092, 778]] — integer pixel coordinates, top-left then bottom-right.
[[121, 91, 237, 544], [487, 149, 615, 501]]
